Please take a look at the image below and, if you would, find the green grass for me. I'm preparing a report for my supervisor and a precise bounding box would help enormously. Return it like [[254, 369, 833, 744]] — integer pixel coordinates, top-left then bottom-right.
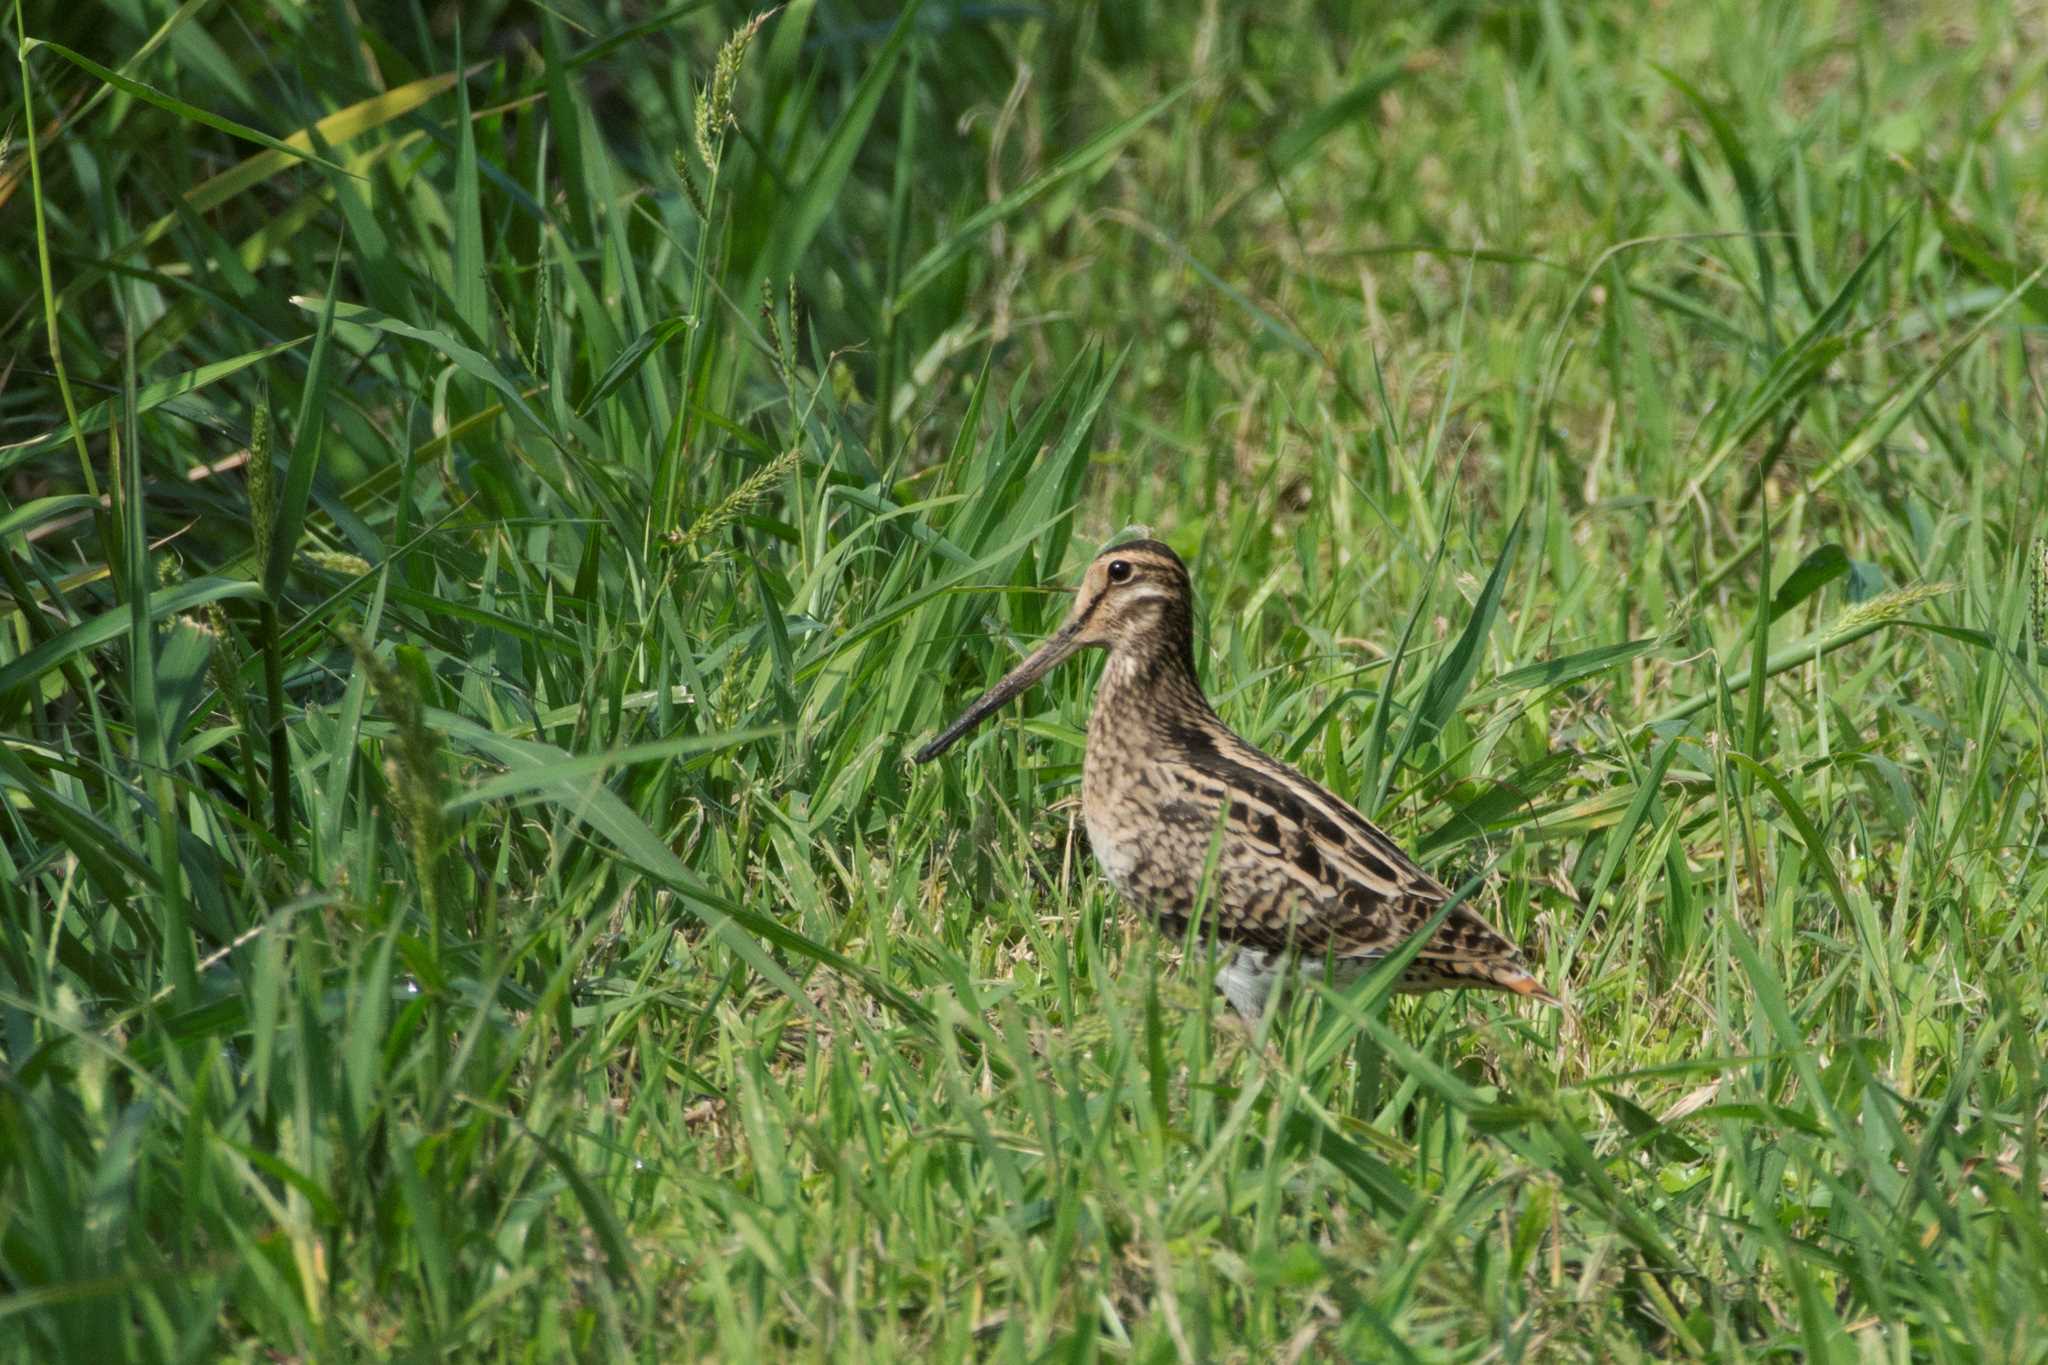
[[4, 0, 2046, 1358]]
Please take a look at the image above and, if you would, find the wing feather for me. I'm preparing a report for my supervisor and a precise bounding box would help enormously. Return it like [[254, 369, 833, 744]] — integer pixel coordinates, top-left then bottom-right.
[[1149, 716, 1531, 973]]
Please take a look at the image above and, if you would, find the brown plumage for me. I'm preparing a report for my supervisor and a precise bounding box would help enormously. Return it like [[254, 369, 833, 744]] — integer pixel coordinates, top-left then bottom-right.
[[915, 539, 1558, 1019]]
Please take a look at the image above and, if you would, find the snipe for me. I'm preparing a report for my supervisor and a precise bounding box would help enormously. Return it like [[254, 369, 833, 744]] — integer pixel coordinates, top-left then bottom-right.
[[915, 539, 1558, 1019]]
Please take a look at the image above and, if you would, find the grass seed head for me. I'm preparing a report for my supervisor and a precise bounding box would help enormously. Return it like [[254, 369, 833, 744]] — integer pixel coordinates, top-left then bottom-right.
[[1826, 581, 1954, 640], [673, 447, 801, 555], [2033, 536, 2046, 649], [299, 548, 373, 578], [342, 629, 448, 863], [248, 404, 275, 568], [693, 11, 770, 172]]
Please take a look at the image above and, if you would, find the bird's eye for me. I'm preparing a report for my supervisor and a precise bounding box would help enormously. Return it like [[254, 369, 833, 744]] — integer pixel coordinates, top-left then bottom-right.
[[1106, 560, 1133, 584]]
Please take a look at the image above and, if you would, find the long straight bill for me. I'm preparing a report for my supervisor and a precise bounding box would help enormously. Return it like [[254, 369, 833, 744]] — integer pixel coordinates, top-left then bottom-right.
[[913, 625, 1084, 762]]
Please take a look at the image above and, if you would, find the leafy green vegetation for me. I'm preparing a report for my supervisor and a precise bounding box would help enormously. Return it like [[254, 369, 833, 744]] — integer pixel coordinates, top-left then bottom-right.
[[4, 0, 2045, 1357]]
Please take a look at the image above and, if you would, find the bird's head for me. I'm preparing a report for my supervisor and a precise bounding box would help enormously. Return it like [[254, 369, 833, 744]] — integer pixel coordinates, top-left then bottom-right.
[[914, 539, 1196, 763]]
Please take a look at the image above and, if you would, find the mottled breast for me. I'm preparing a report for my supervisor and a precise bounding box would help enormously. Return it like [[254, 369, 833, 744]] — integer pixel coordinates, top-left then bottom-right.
[[1079, 714, 1152, 902], [1081, 797, 1140, 897], [1080, 743, 1208, 932]]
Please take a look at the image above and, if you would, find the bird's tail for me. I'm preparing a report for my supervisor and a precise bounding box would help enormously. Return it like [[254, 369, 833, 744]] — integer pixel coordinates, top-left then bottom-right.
[[1398, 958, 1564, 1007]]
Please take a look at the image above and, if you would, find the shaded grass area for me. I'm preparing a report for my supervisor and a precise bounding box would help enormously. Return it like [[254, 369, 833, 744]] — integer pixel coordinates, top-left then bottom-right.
[[2, 0, 2045, 1357]]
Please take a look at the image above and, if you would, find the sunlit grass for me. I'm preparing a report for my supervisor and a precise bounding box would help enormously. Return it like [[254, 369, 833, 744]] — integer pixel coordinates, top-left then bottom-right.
[[1, 1, 2044, 1359]]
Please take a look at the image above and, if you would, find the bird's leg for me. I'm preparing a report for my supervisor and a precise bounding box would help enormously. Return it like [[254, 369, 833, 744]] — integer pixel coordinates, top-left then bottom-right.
[[1215, 947, 1283, 1022]]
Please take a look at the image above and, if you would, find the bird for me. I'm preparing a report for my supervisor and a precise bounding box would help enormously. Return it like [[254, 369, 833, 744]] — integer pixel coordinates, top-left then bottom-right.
[[914, 538, 1558, 1020]]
